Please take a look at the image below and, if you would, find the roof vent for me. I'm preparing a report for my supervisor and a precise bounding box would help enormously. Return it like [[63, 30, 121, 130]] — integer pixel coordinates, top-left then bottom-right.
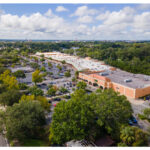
[[100, 72, 109, 76], [124, 79, 132, 83]]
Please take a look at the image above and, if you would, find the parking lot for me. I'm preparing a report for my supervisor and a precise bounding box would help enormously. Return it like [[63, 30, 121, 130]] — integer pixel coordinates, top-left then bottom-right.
[[10, 56, 75, 91], [7, 55, 78, 125]]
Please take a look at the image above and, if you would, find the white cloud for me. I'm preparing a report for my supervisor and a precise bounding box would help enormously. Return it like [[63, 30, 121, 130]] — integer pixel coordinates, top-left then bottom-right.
[[71, 6, 98, 17], [132, 12, 150, 33], [77, 15, 93, 23], [56, 6, 68, 12], [93, 7, 138, 40], [45, 9, 53, 17], [0, 5, 150, 40], [96, 7, 135, 25]]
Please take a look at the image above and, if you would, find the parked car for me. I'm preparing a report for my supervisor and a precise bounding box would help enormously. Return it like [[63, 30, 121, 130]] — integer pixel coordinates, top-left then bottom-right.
[[48, 100, 52, 103], [46, 94, 52, 97], [130, 116, 137, 124], [128, 119, 133, 126], [37, 84, 41, 87], [53, 97, 61, 101], [57, 92, 63, 95], [53, 103, 57, 107], [41, 83, 47, 86], [146, 96, 150, 100]]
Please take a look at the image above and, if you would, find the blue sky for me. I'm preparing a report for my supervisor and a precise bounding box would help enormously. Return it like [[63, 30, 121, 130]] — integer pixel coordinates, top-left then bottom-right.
[[0, 4, 150, 40], [0, 4, 141, 16]]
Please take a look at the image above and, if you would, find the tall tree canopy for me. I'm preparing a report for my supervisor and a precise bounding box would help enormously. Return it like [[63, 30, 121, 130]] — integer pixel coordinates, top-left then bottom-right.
[[5, 100, 46, 141], [49, 89, 132, 145]]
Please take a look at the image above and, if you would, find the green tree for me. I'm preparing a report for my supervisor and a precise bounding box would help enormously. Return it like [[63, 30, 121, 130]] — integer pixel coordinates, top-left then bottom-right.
[[0, 110, 5, 133], [76, 81, 87, 89], [120, 126, 135, 146], [0, 67, 7, 74], [5, 100, 46, 141], [0, 70, 19, 90], [49, 89, 96, 145], [40, 58, 45, 62], [29, 86, 44, 96], [18, 83, 28, 90], [59, 87, 68, 94], [13, 70, 26, 78], [36, 96, 50, 112], [64, 70, 71, 77], [57, 64, 62, 71], [120, 126, 148, 146], [75, 71, 79, 78], [40, 66, 46, 72], [42, 72, 48, 78], [32, 70, 43, 85], [0, 84, 7, 94], [117, 142, 128, 147], [0, 89, 21, 106], [138, 108, 150, 121], [49, 88, 133, 145], [47, 86, 57, 96], [72, 77, 77, 82], [93, 89, 132, 139], [61, 60, 66, 64], [40, 54, 44, 58], [20, 95, 50, 112], [30, 62, 40, 69], [48, 62, 52, 68]]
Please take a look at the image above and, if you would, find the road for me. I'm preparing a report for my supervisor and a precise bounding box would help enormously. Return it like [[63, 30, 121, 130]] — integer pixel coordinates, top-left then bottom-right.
[[127, 98, 150, 132]]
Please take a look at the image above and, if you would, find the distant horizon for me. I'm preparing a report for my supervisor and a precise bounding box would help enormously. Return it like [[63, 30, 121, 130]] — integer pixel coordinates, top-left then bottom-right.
[[0, 39, 150, 42]]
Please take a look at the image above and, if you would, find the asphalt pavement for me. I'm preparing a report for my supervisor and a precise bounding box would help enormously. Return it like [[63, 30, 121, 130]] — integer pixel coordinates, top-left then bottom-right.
[[0, 135, 9, 147]]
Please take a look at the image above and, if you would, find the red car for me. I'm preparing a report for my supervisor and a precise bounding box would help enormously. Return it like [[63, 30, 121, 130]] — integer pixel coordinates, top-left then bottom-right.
[[53, 103, 57, 107]]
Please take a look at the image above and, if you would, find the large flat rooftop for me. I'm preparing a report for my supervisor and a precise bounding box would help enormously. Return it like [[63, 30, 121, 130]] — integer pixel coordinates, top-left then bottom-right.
[[96, 69, 150, 89], [36, 52, 111, 72], [36, 52, 150, 89]]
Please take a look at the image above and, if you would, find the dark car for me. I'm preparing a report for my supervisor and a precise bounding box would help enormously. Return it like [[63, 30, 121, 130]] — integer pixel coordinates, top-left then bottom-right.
[[48, 100, 52, 103], [57, 92, 63, 95], [46, 94, 52, 97], [37, 84, 41, 87], [130, 116, 137, 124], [53, 98, 61, 101], [146, 96, 150, 100], [41, 83, 47, 86], [65, 95, 71, 99]]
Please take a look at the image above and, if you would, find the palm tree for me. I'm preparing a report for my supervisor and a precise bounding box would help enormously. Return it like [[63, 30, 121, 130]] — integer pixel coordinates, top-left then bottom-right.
[[120, 126, 135, 146]]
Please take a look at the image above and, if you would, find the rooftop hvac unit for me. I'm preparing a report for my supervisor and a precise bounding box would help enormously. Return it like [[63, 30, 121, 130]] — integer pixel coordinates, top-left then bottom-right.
[[100, 72, 109, 76], [144, 76, 150, 81], [124, 79, 132, 83]]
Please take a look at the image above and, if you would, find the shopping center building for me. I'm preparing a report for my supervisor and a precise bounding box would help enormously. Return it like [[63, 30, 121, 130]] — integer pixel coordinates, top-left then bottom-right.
[[36, 52, 150, 99]]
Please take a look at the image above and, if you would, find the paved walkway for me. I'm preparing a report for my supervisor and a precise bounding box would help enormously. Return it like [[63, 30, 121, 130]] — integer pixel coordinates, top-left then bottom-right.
[[0, 134, 9, 147]]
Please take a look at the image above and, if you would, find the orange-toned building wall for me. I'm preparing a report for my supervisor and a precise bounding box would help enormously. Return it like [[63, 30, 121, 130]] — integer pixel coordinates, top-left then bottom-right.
[[79, 72, 150, 99], [111, 82, 135, 98], [135, 86, 150, 99]]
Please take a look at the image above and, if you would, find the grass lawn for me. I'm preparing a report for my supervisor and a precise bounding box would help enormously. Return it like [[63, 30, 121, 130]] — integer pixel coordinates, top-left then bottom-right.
[[22, 139, 49, 146]]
